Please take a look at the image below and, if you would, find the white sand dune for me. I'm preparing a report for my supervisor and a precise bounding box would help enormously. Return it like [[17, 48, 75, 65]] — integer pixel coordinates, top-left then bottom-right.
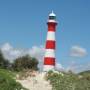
[[17, 72, 52, 90]]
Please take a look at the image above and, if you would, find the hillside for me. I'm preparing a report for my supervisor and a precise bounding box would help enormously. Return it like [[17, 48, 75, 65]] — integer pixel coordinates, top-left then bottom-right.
[[0, 69, 90, 90], [0, 69, 27, 90], [46, 71, 90, 90], [79, 70, 90, 75]]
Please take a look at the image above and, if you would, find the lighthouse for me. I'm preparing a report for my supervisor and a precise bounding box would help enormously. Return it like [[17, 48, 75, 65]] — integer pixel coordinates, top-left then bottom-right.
[[43, 11, 57, 72]]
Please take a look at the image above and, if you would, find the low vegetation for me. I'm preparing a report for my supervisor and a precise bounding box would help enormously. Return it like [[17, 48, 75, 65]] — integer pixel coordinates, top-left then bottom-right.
[[12, 55, 38, 71], [0, 69, 28, 90], [46, 71, 90, 90], [0, 50, 38, 90]]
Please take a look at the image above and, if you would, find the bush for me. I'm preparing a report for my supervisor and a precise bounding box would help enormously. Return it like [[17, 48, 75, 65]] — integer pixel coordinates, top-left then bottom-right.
[[0, 69, 28, 90], [12, 55, 39, 71], [46, 71, 90, 90], [0, 50, 10, 69]]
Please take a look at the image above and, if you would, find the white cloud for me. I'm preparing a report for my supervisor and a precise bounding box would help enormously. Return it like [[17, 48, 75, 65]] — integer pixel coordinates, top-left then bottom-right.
[[66, 61, 77, 72], [28, 46, 45, 71], [28, 46, 45, 61], [0, 43, 45, 65], [0, 43, 25, 62], [0, 43, 45, 71], [55, 63, 64, 71], [1, 43, 89, 73], [70, 46, 87, 57], [0, 43, 64, 72], [76, 63, 90, 73], [65, 61, 90, 73], [1, 43, 13, 51]]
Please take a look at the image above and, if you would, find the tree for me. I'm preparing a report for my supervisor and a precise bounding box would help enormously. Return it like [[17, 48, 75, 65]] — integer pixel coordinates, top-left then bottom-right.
[[12, 55, 39, 71], [0, 50, 10, 69]]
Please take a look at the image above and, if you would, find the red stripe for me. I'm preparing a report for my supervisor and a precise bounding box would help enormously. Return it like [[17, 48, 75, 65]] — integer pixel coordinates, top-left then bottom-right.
[[44, 57, 55, 65], [48, 25, 56, 32], [47, 23, 57, 32], [46, 40, 55, 49]]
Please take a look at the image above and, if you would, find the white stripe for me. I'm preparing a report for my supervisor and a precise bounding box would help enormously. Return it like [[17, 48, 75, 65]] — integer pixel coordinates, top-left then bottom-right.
[[47, 20, 56, 23], [43, 65, 55, 72], [47, 31, 55, 40], [45, 49, 55, 58]]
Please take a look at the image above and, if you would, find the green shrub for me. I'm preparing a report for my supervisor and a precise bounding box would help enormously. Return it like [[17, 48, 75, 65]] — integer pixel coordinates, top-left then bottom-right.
[[0, 69, 28, 90], [12, 55, 38, 71], [46, 71, 90, 90]]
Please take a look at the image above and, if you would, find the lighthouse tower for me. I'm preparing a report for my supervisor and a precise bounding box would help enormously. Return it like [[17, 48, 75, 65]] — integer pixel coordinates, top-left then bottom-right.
[[43, 11, 57, 72]]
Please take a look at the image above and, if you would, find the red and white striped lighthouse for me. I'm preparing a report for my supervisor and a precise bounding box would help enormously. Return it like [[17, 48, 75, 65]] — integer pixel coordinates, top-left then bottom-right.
[[43, 11, 57, 71]]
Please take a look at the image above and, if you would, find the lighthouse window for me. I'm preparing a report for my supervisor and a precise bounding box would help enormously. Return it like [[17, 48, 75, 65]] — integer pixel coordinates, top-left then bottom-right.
[[49, 16, 56, 20]]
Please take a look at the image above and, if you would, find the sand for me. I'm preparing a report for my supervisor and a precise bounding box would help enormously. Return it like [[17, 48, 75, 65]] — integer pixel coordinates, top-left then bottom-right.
[[17, 72, 52, 90]]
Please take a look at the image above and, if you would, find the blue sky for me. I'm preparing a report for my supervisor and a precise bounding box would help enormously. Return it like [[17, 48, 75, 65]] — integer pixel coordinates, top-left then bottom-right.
[[0, 0, 90, 72]]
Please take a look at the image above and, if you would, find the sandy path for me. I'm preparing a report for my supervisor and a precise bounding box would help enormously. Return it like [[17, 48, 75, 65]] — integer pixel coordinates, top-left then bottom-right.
[[17, 73, 52, 90]]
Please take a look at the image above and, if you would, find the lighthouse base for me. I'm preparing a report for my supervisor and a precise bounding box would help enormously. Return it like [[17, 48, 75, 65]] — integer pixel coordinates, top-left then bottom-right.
[[43, 65, 55, 72]]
